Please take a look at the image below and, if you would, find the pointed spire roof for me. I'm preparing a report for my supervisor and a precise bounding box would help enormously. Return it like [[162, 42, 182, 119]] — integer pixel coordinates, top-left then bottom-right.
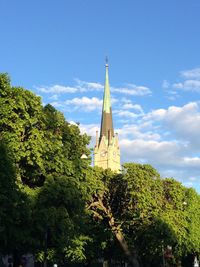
[[100, 60, 114, 141], [103, 61, 111, 113]]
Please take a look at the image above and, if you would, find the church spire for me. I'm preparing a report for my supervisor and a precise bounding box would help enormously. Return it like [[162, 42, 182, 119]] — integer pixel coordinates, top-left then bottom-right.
[[100, 58, 114, 141], [94, 60, 121, 173]]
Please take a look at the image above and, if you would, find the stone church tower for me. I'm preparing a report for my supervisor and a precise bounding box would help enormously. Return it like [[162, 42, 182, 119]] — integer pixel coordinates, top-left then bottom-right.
[[94, 61, 121, 172]]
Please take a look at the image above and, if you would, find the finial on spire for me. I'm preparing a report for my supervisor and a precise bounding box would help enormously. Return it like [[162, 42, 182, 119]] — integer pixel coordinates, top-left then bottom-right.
[[105, 56, 109, 67]]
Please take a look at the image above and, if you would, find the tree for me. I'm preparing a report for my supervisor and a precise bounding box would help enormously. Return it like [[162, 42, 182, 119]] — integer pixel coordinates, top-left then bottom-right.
[[0, 73, 92, 265], [32, 174, 90, 265], [0, 73, 91, 187], [86, 164, 163, 266], [0, 73, 46, 186], [87, 163, 196, 266], [184, 188, 200, 255], [0, 141, 32, 266], [180, 188, 200, 267]]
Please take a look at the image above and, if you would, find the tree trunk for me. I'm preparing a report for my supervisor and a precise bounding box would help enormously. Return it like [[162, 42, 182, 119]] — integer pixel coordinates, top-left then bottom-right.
[[13, 250, 21, 267], [88, 198, 140, 266], [108, 216, 140, 267], [114, 230, 140, 267]]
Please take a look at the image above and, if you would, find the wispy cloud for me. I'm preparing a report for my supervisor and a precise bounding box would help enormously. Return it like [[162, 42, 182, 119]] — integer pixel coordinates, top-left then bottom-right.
[[162, 80, 170, 89], [49, 101, 64, 108], [166, 67, 200, 93], [162, 80, 179, 100], [37, 80, 103, 94], [180, 68, 200, 79], [162, 68, 200, 100], [122, 103, 144, 113], [117, 124, 161, 141], [38, 85, 78, 94], [49, 94, 59, 100], [75, 79, 104, 91], [173, 80, 200, 92], [143, 102, 200, 148], [112, 84, 151, 96], [115, 110, 139, 118], [79, 123, 99, 137], [114, 102, 144, 120], [37, 79, 151, 96], [65, 97, 102, 111]]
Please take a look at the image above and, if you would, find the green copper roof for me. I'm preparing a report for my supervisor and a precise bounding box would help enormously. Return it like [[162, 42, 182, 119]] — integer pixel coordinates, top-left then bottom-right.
[[103, 64, 111, 113], [100, 62, 114, 141]]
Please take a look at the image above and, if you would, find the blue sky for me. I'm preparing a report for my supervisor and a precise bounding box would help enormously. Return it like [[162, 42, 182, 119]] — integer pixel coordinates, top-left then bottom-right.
[[1, 0, 200, 191]]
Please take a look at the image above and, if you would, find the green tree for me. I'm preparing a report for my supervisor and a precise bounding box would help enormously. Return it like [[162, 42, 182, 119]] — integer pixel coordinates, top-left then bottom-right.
[[184, 188, 200, 255], [0, 73, 46, 186], [32, 174, 91, 265], [180, 187, 200, 266], [87, 164, 191, 266], [0, 141, 32, 266], [0, 73, 91, 187], [87, 164, 162, 266], [0, 73, 92, 265]]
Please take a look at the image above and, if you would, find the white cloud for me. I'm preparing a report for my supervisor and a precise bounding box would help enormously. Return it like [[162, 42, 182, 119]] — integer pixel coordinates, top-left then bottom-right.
[[49, 94, 59, 100], [75, 79, 104, 91], [37, 80, 151, 97], [118, 137, 200, 182], [119, 139, 182, 165], [173, 80, 200, 92], [180, 68, 200, 79], [170, 67, 200, 93], [112, 84, 151, 96], [162, 80, 170, 89], [143, 102, 200, 148], [79, 123, 100, 148], [79, 123, 99, 137], [183, 157, 200, 167], [65, 97, 102, 111], [38, 85, 78, 93], [117, 124, 161, 141], [162, 80, 180, 100], [83, 101, 200, 179], [122, 103, 143, 113], [121, 97, 132, 103], [115, 110, 139, 119], [189, 176, 197, 181], [37, 80, 103, 95], [163, 68, 200, 100], [143, 108, 167, 121], [162, 103, 200, 147], [166, 95, 178, 101], [111, 97, 119, 105], [49, 101, 63, 108]]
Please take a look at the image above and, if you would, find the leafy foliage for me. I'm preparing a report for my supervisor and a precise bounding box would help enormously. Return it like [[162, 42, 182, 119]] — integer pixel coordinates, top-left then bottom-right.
[[0, 141, 32, 256], [0, 74, 90, 187], [0, 73, 91, 263]]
